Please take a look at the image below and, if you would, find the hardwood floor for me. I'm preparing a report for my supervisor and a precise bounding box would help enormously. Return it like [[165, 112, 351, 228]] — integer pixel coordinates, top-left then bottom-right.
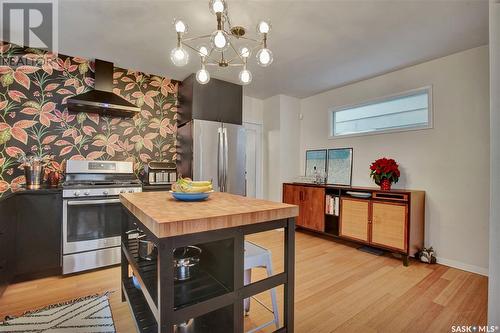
[[0, 230, 488, 332]]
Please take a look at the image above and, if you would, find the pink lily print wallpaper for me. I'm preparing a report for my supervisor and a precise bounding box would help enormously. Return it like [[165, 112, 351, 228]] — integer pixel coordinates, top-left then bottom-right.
[[0, 41, 178, 197]]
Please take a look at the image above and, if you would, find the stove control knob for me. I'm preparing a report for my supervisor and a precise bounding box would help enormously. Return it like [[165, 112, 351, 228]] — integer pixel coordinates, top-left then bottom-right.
[[128, 189, 134, 193], [120, 189, 126, 194], [84, 191, 90, 196], [73, 191, 80, 197], [103, 190, 109, 195]]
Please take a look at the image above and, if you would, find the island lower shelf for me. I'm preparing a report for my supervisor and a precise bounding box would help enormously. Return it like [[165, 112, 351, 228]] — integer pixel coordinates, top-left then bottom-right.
[[120, 191, 298, 333], [122, 237, 231, 311], [122, 277, 235, 333]]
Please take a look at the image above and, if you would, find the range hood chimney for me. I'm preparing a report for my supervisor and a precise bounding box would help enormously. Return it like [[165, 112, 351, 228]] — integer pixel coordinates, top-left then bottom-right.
[[67, 59, 140, 117]]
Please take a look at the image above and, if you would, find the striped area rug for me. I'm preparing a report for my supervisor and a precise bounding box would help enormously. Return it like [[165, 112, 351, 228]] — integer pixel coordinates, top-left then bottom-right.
[[0, 293, 116, 332]]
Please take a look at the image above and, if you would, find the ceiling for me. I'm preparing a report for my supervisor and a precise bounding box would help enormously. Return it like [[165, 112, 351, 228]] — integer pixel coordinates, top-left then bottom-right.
[[53, 0, 489, 99]]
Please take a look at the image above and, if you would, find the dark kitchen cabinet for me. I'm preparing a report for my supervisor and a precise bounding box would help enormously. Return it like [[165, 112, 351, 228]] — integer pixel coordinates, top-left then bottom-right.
[[14, 192, 62, 280], [0, 195, 16, 296], [178, 73, 243, 126], [0, 189, 62, 296]]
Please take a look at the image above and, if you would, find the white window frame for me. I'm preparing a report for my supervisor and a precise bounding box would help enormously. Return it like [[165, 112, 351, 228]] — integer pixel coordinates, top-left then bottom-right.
[[329, 86, 433, 139]]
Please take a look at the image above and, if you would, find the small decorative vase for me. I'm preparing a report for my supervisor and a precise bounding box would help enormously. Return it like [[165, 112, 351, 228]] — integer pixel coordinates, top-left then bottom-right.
[[380, 179, 392, 191], [47, 171, 61, 188]]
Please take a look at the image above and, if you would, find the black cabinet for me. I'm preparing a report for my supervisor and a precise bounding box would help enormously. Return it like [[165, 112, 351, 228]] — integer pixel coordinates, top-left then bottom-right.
[[0, 195, 16, 296], [178, 74, 242, 126], [14, 192, 62, 280], [0, 189, 62, 296]]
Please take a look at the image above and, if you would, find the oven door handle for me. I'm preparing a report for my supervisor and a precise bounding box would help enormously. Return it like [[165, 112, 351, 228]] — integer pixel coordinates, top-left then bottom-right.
[[67, 198, 121, 205]]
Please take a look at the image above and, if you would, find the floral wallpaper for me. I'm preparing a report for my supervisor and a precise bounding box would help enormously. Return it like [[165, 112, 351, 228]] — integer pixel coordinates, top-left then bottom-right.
[[0, 41, 178, 196]]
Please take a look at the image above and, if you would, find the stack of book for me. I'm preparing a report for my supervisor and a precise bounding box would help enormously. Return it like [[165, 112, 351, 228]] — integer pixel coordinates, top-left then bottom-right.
[[325, 195, 340, 216]]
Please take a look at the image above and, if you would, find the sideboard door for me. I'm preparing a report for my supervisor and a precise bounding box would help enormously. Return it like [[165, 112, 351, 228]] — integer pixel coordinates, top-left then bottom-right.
[[339, 198, 369, 242], [283, 184, 303, 227], [301, 186, 325, 232], [371, 201, 407, 252]]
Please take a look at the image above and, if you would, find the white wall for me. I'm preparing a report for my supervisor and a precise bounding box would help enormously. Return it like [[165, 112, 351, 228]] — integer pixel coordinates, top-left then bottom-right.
[[262, 95, 301, 202], [489, 0, 500, 324], [280, 95, 301, 184], [299, 46, 490, 274], [263, 96, 281, 201], [243, 95, 264, 125]]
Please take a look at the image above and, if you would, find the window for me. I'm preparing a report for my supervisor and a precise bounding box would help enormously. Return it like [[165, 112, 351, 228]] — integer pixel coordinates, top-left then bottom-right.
[[331, 87, 432, 137]]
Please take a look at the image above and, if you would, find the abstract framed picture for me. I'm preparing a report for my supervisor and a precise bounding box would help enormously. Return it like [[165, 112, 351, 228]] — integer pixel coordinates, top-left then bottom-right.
[[305, 149, 327, 177], [327, 148, 353, 186]]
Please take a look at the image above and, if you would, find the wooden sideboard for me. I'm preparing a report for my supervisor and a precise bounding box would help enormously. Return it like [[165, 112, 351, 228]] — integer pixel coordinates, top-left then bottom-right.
[[283, 183, 425, 265]]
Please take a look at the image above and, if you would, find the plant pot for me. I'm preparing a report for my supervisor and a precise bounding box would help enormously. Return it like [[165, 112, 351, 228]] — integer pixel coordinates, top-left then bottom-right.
[[47, 171, 61, 187], [24, 163, 44, 189], [380, 179, 392, 191]]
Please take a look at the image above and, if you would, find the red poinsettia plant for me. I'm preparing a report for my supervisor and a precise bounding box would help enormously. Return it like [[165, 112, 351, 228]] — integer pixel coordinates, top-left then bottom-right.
[[369, 157, 400, 185]]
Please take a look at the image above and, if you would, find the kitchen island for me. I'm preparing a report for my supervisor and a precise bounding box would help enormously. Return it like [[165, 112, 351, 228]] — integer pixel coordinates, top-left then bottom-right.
[[120, 191, 298, 333]]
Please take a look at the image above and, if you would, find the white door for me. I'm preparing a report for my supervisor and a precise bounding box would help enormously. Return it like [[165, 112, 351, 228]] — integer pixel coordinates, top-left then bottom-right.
[[244, 123, 263, 198]]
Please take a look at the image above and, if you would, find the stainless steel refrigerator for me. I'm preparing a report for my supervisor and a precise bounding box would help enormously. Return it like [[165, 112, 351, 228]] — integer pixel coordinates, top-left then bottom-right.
[[177, 119, 246, 195]]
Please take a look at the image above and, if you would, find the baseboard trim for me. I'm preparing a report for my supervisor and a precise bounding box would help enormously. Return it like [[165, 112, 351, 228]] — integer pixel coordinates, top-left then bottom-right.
[[437, 257, 489, 276]]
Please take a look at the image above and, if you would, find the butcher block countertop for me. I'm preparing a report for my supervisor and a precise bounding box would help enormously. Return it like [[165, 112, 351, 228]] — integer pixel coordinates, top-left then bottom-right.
[[120, 191, 299, 238]]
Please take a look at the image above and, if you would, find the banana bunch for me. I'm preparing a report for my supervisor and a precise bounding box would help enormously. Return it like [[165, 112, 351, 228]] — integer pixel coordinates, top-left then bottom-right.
[[172, 177, 213, 193]]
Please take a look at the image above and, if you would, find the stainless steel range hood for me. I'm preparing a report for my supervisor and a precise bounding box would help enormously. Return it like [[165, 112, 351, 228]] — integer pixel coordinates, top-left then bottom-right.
[[67, 59, 140, 117]]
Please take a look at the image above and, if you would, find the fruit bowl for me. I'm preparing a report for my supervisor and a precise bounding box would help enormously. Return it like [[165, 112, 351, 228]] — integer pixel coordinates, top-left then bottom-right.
[[170, 178, 214, 201], [170, 190, 213, 201]]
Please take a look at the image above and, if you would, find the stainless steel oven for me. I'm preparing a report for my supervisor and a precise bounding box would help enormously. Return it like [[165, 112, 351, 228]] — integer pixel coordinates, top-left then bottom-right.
[[63, 196, 121, 251], [62, 160, 141, 274]]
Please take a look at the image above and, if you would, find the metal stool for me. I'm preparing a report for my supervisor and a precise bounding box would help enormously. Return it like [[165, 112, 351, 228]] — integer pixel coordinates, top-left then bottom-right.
[[244, 241, 279, 332]]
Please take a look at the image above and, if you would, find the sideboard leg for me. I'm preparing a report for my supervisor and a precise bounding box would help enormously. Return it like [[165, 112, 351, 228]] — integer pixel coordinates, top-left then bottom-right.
[[403, 255, 410, 267]]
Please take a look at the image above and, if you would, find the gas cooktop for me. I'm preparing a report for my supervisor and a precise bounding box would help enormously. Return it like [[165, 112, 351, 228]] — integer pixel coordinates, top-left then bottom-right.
[[63, 179, 142, 188], [63, 160, 141, 190]]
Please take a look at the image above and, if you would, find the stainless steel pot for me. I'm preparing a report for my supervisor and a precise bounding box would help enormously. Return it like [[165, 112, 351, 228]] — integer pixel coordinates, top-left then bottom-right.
[[173, 246, 201, 281], [174, 319, 194, 333], [126, 228, 157, 261], [138, 234, 157, 261]]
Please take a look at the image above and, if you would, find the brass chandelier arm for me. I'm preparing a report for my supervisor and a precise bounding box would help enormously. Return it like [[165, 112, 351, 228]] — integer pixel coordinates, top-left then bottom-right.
[[226, 42, 262, 64], [227, 39, 244, 63], [181, 31, 264, 66], [181, 41, 220, 64], [236, 35, 261, 43], [182, 34, 212, 42], [204, 62, 244, 67]]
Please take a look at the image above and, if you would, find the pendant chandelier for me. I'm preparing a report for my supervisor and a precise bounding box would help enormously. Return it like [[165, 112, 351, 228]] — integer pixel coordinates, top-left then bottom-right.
[[170, 0, 273, 85]]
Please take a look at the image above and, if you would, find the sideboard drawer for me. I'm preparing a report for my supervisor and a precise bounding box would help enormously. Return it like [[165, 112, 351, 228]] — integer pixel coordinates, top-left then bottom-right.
[[372, 192, 408, 202]]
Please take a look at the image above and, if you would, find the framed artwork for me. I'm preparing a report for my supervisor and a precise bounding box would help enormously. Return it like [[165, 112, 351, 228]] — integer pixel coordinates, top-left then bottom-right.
[[327, 148, 353, 185], [305, 149, 327, 177]]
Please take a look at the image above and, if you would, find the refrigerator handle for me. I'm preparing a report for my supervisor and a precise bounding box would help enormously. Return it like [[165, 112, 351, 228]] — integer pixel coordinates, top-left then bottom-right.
[[217, 127, 223, 191], [223, 127, 229, 192]]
